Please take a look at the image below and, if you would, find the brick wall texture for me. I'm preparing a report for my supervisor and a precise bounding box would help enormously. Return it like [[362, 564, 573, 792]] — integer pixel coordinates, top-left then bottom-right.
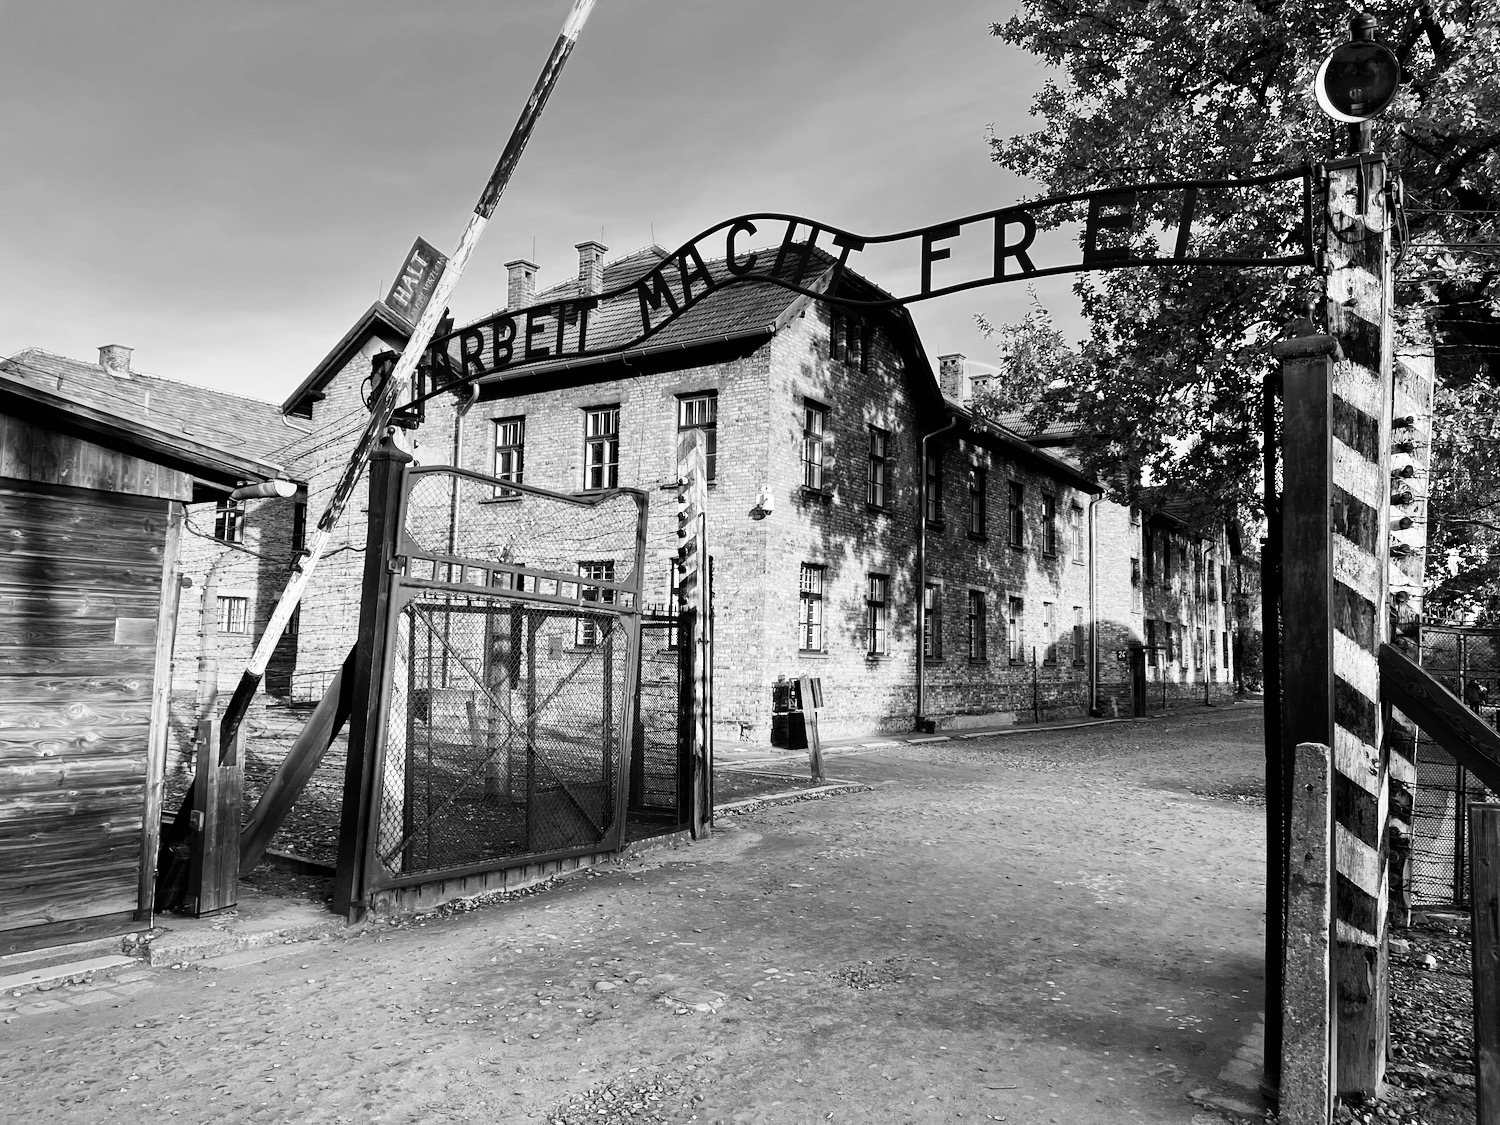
[[171, 277, 1239, 756]]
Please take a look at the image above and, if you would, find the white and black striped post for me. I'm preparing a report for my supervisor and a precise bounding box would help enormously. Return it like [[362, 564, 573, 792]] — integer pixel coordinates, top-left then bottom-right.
[[218, 0, 597, 751], [156, 0, 597, 909], [1276, 154, 1395, 1101]]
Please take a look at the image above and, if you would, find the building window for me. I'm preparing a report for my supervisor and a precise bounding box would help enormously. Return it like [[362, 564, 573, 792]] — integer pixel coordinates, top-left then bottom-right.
[[1165, 622, 1177, 664], [214, 499, 244, 545], [1209, 628, 1217, 670], [867, 574, 889, 656], [1223, 631, 1231, 668], [923, 583, 943, 659], [967, 590, 987, 662], [1007, 481, 1023, 548], [577, 560, 616, 647], [493, 416, 525, 496], [1143, 530, 1155, 586], [291, 501, 307, 554], [1071, 504, 1085, 563], [1007, 596, 1025, 663], [678, 393, 717, 483], [217, 595, 249, 635], [1131, 556, 1143, 611], [584, 406, 619, 490], [1042, 495, 1058, 556], [1073, 606, 1085, 666], [1042, 602, 1056, 663], [1162, 534, 1173, 587], [802, 401, 828, 490], [867, 426, 888, 509], [799, 564, 825, 651], [1145, 619, 1158, 666], [1207, 558, 1218, 602], [925, 451, 943, 525], [967, 466, 986, 539]]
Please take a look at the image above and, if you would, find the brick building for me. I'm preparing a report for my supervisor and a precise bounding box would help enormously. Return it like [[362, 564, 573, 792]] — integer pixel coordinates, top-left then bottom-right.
[[939, 357, 1240, 712], [174, 240, 1237, 748]]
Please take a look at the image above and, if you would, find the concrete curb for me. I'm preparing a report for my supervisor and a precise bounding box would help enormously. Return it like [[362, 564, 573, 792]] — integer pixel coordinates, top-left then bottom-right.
[[0, 954, 142, 997], [144, 909, 352, 966], [714, 781, 868, 815]]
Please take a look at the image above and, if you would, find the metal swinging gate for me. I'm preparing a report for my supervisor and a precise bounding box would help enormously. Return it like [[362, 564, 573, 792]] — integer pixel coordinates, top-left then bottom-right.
[[332, 441, 665, 917]]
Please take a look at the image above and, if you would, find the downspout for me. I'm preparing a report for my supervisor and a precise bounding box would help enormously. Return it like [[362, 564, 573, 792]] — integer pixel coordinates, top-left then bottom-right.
[[1087, 494, 1104, 716], [916, 414, 961, 728]]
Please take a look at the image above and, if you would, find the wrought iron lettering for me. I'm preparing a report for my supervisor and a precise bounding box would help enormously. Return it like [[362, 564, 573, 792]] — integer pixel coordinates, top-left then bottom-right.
[[402, 168, 1313, 409]]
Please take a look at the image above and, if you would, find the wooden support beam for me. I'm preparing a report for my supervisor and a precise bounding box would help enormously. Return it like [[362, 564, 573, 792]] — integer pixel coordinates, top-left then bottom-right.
[[1281, 741, 1334, 1125], [238, 646, 356, 875], [1472, 803, 1500, 1124], [1378, 643, 1500, 797], [332, 436, 412, 922]]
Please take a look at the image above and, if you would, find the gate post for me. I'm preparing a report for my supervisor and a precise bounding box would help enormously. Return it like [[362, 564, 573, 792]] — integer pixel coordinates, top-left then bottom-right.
[[1270, 328, 1338, 1103], [1323, 155, 1395, 1098], [676, 431, 712, 838], [333, 433, 412, 922]]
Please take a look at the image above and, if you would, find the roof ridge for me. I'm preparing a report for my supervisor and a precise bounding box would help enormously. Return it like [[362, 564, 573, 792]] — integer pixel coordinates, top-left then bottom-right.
[[5, 346, 280, 409]]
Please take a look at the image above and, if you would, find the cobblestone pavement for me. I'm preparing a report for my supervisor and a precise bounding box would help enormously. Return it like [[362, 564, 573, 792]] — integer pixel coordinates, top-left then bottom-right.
[[2, 706, 1268, 1124]]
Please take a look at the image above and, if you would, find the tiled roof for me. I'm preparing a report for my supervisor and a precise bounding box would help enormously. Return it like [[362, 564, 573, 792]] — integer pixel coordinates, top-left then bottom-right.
[[1, 348, 291, 468], [992, 407, 1080, 442], [473, 244, 845, 383]]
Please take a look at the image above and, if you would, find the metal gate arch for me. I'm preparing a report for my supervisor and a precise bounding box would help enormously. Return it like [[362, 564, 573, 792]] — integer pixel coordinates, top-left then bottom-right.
[[336, 441, 649, 912]]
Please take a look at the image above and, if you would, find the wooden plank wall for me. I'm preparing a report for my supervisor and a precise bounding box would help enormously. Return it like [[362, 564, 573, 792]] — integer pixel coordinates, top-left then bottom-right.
[[0, 412, 193, 502], [0, 477, 172, 950]]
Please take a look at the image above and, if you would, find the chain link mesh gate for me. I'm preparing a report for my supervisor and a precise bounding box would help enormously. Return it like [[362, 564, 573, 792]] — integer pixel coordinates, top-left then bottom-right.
[[630, 616, 685, 823], [366, 465, 648, 890], [1410, 625, 1500, 906]]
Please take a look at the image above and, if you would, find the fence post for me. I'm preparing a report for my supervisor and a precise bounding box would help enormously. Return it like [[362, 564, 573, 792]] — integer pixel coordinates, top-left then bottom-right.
[[1281, 741, 1335, 1125], [1472, 803, 1500, 1123], [332, 433, 412, 922]]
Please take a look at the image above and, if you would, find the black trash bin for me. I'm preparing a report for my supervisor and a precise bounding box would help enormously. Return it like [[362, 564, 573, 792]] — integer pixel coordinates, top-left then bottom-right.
[[770, 678, 807, 750]]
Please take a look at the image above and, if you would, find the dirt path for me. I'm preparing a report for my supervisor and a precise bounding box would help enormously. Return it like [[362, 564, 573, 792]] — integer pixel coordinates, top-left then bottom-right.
[[2, 707, 1269, 1124]]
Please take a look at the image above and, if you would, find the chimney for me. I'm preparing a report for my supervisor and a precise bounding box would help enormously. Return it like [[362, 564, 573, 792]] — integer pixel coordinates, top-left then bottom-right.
[[505, 259, 539, 310], [937, 353, 969, 404], [575, 240, 608, 296], [98, 344, 133, 378]]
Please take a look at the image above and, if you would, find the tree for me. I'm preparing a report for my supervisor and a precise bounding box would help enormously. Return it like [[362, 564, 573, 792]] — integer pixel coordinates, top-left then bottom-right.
[[970, 290, 1081, 415], [988, 0, 1500, 527]]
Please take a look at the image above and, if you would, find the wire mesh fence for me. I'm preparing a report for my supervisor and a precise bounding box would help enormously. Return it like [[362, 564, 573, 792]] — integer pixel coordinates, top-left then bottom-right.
[[1410, 625, 1500, 907], [373, 597, 630, 880], [365, 466, 648, 885], [631, 617, 683, 818]]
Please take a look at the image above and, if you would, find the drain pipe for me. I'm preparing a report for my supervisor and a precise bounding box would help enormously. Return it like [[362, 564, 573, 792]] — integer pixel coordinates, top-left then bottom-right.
[[916, 414, 961, 729], [1087, 493, 1104, 716]]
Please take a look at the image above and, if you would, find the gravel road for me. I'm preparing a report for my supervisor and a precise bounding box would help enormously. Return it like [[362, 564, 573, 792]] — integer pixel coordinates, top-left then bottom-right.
[[3, 706, 1272, 1124]]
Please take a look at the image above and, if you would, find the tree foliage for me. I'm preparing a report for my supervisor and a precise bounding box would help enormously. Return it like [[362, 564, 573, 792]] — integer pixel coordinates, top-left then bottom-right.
[[970, 291, 1079, 414], [988, 0, 1500, 531]]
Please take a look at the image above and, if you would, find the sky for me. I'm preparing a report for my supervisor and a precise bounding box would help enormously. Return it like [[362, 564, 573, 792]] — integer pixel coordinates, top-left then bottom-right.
[[0, 0, 1083, 403]]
